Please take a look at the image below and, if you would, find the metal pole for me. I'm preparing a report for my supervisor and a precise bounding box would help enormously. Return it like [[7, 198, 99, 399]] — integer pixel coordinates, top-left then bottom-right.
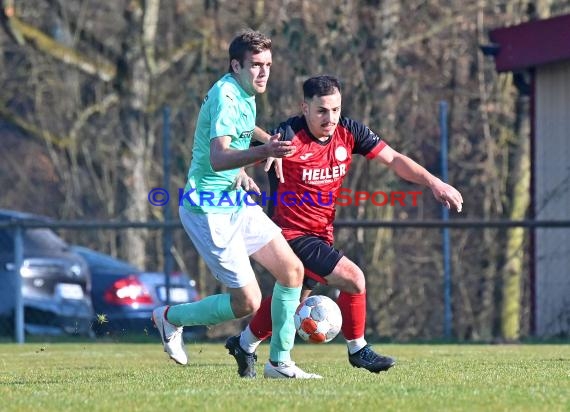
[[14, 225, 24, 343], [162, 106, 173, 304], [439, 101, 452, 339]]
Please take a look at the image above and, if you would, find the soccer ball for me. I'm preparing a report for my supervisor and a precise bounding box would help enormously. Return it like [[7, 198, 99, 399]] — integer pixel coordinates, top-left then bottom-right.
[[294, 295, 342, 343]]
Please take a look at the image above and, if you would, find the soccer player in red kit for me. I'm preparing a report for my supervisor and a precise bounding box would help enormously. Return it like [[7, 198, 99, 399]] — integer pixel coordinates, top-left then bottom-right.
[[225, 75, 463, 378]]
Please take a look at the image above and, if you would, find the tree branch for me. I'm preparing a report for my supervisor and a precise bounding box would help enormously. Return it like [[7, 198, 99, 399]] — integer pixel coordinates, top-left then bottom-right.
[[142, 0, 160, 75], [0, 99, 69, 148], [2, 12, 116, 81], [69, 93, 119, 140], [154, 39, 202, 77]]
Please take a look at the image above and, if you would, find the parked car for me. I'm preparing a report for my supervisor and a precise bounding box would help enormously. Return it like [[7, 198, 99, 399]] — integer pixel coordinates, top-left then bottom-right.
[[0, 210, 94, 338], [71, 245, 206, 339]]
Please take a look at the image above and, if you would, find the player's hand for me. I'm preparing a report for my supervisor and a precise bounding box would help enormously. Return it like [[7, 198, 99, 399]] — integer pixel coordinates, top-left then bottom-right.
[[431, 181, 463, 212], [232, 168, 261, 195], [264, 133, 296, 158], [264, 157, 284, 183]]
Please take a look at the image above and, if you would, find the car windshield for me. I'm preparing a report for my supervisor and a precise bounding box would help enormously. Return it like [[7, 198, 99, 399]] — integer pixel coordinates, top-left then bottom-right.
[[23, 228, 68, 252]]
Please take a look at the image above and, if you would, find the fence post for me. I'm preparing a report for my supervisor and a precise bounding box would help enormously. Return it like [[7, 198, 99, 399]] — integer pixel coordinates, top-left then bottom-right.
[[162, 105, 173, 304], [439, 100, 453, 339], [13, 225, 25, 343]]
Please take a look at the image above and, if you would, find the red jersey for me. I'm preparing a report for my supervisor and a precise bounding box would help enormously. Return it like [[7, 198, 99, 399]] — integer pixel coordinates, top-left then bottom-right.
[[267, 116, 386, 243]]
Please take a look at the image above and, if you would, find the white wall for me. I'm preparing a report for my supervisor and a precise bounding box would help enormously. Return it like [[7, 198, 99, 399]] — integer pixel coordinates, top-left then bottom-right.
[[535, 59, 570, 337]]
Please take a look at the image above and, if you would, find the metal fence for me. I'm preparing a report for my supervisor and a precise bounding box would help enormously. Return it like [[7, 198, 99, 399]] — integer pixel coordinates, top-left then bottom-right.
[[1, 218, 569, 343]]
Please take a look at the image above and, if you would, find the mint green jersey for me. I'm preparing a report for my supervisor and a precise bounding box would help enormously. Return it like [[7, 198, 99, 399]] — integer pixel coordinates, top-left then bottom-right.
[[182, 73, 256, 213]]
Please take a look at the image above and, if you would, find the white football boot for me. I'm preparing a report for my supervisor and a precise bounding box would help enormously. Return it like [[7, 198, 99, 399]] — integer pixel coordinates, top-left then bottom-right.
[[152, 306, 187, 365], [263, 361, 322, 379]]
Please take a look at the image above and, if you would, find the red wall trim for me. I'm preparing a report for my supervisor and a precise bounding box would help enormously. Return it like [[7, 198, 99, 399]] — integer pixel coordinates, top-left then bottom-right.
[[489, 14, 570, 72]]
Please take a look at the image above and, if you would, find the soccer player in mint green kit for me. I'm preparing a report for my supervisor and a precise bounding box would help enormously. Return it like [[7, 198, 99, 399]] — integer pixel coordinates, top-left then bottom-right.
[[152, 29, 321, 379]]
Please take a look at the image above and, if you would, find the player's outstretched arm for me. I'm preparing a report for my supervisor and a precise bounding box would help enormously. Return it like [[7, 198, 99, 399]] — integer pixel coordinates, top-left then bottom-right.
[[375, 145, 463, 212], [428, 180, 463, 212], [210, 133, 295, 172], [252, 126, 272, 143]]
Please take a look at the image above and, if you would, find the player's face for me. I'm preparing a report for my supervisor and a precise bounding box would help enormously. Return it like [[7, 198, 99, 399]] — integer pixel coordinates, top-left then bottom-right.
[[231, 49, 272, 95], [302, 90, 342, 139]]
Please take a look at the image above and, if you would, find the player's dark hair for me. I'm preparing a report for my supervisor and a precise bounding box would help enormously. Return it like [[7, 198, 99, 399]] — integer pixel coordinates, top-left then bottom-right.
[[228, 29, 272, 73], [303, 75, 342, 99]]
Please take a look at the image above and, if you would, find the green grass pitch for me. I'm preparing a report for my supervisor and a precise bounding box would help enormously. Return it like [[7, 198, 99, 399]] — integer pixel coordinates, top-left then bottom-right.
[[1, 342, 568, 411]]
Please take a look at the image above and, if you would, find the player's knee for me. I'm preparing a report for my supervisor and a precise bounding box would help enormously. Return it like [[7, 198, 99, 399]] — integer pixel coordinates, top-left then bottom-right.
[[342, 268, 366, 294], [232, 293, 261, 318], [294, 258, 304, 282], [289, 258, 304, 286], [353, 268, 366, 293], [234, 300, 260, 318], [273, 256, 304, 288], [352, 279, 366, 294], [244, 297, 261, 314]]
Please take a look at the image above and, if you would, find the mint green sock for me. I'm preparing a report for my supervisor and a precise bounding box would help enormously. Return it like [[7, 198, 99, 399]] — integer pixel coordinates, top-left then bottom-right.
[[269, 283, 301, 363], [166, 294, 235, 326]]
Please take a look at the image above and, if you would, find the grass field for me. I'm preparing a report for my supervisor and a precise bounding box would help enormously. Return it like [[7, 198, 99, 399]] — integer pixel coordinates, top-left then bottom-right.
[[1, 342, 568, 411]]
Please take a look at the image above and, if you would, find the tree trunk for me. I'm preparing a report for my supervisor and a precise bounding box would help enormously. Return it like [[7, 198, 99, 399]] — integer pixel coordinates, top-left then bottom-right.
[[500, 95, 530, 340], [116, 1, 160, 268]]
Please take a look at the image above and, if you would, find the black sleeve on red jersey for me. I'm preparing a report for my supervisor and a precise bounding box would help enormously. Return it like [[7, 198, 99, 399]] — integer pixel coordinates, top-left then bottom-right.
[[266, 165, 279, 218], [250, 116, 302, 148], [268, 116, 305, 142], [340, 117, 384, 156], [261, 116, 303, 216]]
